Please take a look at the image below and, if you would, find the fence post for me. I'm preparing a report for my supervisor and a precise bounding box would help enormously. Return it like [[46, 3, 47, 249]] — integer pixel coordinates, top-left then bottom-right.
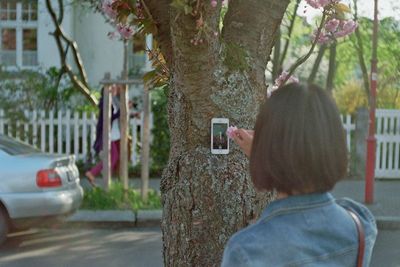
[[0, 109, 4, 134], [351, 107, 369, 179]]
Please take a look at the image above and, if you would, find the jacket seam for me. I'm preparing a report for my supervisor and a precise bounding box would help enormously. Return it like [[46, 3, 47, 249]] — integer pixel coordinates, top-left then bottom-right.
[[285, 244, 359, 266]]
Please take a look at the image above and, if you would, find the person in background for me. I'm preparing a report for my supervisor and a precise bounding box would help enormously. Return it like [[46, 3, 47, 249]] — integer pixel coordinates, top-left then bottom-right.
[[222, 83, 377, 267], [85, 85, 121, 186]]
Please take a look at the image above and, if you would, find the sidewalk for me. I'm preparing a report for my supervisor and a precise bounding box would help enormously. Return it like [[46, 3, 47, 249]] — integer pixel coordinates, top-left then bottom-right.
[[331, 179, 400, 230], [70, 178, 400, 230]]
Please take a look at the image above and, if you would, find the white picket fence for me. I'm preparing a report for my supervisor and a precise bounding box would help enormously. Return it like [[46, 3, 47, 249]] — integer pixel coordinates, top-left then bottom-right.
[[2, 108, 400, 178], [341, 114, 355, 152], [0, 109, 152, 165], [375, 109, 400, 178]]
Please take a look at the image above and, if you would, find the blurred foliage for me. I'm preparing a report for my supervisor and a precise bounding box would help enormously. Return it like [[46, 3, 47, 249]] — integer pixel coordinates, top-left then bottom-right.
[[334, 80, 368, 114], [274, 14, 400, 114], [150, 87, 170, 172], [0, 67, 95, 120], [334, 79, 400, 114], [81, 182, 161, 211], [336, 17, 399, 90]]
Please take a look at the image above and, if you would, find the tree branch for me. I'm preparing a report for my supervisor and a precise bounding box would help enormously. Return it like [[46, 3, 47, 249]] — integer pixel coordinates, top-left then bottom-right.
[[57, 0, 64, 24], [284, 12, 327, 85], [143, 0, 173, 68], [271, 29, 281, 81], [326, 42, 337, 94], [222, 0, 290, 85], [308, 44, 327, 83], [46, 0, 97, 105], [278, 0, 301, 70], [352, 0, 370, 100]]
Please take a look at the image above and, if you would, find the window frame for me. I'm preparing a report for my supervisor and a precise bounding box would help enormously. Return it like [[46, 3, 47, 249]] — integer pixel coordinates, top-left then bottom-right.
[[0, 1, 38, 70]]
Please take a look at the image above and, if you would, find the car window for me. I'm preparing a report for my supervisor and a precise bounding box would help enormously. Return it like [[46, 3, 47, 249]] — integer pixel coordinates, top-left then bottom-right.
[[0, 135, 41, 155]]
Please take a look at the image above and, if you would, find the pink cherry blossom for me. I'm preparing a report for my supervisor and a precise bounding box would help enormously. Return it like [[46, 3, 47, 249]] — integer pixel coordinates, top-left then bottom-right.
[[107, 31, 119, 40], [305, 0, 331, 9], [117, 23, 135, 39], [334, 20, 358, 38], [211, 0, 217, 8], [271, 71, 300, 93], [226, 126, 238, 139], [313, 30, 331, 44], [325, 19, 340, 33], [102, 0, 117, 20], [319, 0, 331, 7], [268, 71, 299, 97]]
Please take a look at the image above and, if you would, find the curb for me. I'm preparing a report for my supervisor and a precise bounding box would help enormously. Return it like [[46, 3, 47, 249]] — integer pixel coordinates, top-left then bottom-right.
[[65, 210, 400, 230], [65, 209, 162, 228], [376, 216, 400, 230]]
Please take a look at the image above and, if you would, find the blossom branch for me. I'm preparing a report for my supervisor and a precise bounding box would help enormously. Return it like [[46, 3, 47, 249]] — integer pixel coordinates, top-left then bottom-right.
[[281, 12, 327, 86]]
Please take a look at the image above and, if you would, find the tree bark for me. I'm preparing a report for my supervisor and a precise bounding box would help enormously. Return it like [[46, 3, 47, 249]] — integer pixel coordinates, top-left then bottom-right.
[[153, 1, 289, 266], [272, 29, 281, 81]]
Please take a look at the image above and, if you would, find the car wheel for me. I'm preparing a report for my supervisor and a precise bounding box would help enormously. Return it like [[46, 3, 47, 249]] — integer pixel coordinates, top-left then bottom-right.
[[0, 208, 9, 245]]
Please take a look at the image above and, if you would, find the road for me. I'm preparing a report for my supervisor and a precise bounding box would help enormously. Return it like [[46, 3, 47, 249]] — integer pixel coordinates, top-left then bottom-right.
[[0, 227, 163, 267], [0, 228, 398, 267]]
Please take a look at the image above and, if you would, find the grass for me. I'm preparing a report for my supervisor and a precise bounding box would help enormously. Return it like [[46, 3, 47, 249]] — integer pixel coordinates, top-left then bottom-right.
[[80, 182, 161, 212]]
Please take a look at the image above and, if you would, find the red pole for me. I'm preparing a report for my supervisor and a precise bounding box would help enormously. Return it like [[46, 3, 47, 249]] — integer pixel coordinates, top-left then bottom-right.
[[365, 0, 378, 204]]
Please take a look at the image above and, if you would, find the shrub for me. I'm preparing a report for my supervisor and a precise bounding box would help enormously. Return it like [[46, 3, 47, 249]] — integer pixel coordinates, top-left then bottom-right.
[[81, 182, 161, 211], [150, 87, 170, 171]]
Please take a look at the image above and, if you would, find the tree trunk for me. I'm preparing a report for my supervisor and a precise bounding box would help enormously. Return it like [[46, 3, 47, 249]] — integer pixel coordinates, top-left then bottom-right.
[[156, 1, 290, 266], [326, 42, 337, 94], [272, 29, 281, 81], [308, 44, 327, 84]]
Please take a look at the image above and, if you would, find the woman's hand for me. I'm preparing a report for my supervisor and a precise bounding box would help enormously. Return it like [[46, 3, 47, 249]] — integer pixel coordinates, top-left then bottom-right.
[[232, 129, 254, 158]]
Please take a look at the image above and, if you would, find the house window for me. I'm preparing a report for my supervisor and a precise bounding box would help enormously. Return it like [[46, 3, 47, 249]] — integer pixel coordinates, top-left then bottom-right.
[[0, 1, 17, 21], [129, 34, 146, 74], [0, 0, 38, 68], [22, 0, 38, 21], [1, 28, 17, 65]]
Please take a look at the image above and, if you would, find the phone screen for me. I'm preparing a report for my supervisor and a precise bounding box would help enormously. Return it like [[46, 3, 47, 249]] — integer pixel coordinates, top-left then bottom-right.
[[212, 123, 228, 150]]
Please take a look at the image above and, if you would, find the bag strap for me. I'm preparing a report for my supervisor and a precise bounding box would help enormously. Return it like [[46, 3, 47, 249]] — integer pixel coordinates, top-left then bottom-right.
[[346, 209, 365, 267]]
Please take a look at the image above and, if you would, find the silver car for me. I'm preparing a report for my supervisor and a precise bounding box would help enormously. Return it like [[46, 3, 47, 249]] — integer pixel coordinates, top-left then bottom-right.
[[0, 135, 83, 244]]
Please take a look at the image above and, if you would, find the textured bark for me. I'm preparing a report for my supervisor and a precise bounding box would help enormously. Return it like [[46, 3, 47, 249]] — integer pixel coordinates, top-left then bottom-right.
[[143, 0, 173, 68], [143, 1, 291, 266], [272, 29, 281, 81]]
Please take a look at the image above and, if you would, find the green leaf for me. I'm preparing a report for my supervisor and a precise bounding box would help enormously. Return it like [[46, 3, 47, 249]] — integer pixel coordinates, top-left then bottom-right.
[[183, 5, 193, 15]]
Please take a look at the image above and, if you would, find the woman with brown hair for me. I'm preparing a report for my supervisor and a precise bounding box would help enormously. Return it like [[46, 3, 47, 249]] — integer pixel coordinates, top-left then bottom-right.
[[222, 83, 377, 267]]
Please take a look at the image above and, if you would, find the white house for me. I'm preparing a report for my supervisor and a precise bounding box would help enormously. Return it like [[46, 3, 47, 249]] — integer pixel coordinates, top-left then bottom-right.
[[0, 0, 147, 86]]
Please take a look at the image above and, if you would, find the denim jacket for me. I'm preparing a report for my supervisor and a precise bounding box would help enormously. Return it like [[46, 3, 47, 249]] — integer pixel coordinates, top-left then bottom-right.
[[221, 192, 377, 267]]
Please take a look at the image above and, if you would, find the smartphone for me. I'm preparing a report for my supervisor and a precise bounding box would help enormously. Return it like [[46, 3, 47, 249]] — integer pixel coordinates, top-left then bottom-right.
[[211, 118, 229, 154]]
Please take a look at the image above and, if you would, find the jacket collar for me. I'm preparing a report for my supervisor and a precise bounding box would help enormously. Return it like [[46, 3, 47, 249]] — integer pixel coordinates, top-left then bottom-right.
[[260, 192, 335, 220]]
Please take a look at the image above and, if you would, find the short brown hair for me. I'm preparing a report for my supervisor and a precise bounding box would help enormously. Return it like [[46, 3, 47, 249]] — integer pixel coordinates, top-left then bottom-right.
[[250, 83, 348, 194]]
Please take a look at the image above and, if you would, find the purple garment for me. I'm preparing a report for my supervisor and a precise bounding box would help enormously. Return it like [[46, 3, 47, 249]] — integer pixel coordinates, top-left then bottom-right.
[[89, 140, 120, 176], [93, 88, 120, 154]]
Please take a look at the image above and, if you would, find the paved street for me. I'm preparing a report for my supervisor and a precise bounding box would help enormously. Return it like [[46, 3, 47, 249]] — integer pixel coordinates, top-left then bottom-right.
[[371, 230, 400, 267], [0, 228, 163, 267], [0, 227, 399, 266]]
